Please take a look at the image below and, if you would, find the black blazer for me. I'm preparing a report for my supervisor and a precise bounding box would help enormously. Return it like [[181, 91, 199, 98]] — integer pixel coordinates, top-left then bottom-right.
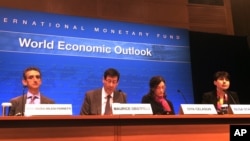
[[141, 94, 175, 115], [202, 90, 240, 107]]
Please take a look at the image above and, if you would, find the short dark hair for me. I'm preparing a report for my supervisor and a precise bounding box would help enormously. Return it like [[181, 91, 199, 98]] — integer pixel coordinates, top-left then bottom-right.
[[103, 68, 120, 81], [213, 71, 230, 81], [23, 67, 42, 80]]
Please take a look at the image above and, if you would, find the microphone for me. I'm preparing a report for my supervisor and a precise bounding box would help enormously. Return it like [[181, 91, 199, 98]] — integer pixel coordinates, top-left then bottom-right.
[[177, 89, 188, 104], [118, 89, 125, 95], [118, 89, 127, 103], [224, 90, 237, 104]]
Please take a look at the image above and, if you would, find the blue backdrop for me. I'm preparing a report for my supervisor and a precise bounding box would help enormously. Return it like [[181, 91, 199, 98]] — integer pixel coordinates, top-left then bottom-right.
[[0, 7, 193, 115]]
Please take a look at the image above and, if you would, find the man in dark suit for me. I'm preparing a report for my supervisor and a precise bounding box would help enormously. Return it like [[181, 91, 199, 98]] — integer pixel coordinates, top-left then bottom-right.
[[80, 68, 127, 115], [8, 67, 54, 116], [202, 71, 240, 114]]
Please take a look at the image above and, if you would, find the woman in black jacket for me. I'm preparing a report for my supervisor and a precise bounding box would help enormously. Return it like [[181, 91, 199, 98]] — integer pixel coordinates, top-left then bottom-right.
[[202, 71, 240, 114], [141, 76, 175, 115]]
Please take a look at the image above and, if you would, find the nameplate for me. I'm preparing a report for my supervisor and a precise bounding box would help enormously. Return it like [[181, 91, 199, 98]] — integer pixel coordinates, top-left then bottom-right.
[[179, 104, 217, 115], [112, 103, 153, 115], [25, 104, 72, 116], [229, 104, 250, 114]]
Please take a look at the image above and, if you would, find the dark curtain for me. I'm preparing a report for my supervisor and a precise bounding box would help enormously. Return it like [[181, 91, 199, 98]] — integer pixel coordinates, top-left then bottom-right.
[[189, 31, 250, 104]]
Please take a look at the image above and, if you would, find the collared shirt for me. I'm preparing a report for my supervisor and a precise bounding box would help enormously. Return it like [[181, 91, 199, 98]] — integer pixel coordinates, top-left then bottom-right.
[[26, 91, 41, 104], [101, 87, 113, 115]]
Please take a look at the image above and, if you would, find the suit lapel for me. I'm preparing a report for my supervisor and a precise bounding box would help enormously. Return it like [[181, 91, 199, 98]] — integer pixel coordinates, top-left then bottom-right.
[[20, 94, 27, 114], [113, 91, 119, 102], [94, 89, 102, 114], [40, 95, 46, 104], [212, 90, 218, 105]]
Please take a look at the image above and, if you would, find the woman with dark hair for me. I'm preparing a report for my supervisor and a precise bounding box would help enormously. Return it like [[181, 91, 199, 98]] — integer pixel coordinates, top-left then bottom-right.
[[141, 76, 175, 115], [202, 71, 240, 114]]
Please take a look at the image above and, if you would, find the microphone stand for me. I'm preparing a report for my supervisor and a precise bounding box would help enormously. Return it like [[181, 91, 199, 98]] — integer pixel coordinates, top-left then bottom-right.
[[227, 91, 237, 104], [219, 90, 236, 115], [177, 89, 188, 104], [20, 86, 27, 116]]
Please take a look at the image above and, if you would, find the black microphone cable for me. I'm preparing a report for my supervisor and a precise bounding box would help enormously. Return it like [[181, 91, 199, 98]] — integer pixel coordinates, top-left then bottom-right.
[[177, 89, 188, 104], [20, 85, 27, 116]]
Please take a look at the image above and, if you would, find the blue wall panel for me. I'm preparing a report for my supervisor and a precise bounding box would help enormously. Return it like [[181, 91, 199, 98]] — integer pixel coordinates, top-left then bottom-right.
[[0, 7, 193, 115]]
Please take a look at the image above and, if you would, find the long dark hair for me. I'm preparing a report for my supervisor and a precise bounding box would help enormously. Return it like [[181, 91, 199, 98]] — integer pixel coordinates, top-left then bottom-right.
[[148, 76, 166, 98]]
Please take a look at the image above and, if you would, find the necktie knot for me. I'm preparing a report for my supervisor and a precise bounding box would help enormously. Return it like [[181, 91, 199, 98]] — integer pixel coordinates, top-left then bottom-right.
[[29, 96, 37, 104], [107, 95, 111, 99]]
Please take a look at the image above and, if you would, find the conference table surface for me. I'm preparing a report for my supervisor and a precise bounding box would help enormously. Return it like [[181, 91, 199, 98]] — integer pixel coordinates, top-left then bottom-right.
[[0, 114, 250, 141]]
